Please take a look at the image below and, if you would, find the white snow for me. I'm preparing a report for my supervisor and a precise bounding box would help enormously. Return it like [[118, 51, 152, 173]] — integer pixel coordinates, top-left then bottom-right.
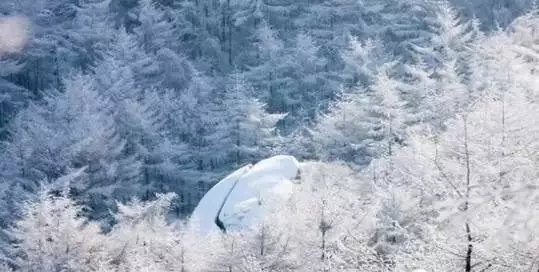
[[190, 155, 300, 234]]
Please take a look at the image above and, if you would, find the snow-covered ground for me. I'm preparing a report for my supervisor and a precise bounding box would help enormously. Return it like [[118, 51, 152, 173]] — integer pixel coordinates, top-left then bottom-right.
[[190, 155, 301, 234]]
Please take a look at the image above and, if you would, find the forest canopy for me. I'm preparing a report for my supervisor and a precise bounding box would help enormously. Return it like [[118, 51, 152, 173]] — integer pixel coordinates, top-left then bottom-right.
[[0, 0, 537, 271]]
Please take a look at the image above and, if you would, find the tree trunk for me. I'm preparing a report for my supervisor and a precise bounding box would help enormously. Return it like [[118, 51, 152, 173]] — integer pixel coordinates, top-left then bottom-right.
[[463, 117, 473, 272], [465, 223, 473, 272]]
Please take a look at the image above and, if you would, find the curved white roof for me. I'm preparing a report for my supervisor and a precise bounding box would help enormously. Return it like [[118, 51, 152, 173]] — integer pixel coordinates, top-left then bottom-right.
[[190, 155, 300, 234]]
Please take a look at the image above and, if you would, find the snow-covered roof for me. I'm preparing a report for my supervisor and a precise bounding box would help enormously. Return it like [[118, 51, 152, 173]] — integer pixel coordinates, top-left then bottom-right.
[[190, 155, 300, 234]]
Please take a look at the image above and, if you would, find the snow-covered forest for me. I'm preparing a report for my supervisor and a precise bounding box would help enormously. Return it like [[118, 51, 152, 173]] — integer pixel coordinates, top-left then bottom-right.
[[0, 0, 538, 271]]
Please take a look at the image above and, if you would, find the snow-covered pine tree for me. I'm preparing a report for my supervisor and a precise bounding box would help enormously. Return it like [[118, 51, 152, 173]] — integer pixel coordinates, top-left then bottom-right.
[[106, 193, 190, 271], [220, 72, 284, 166], [0, 58, 28, 130], [0, 72, 140, 227], [8, 174, 109, 272], [314, 62, 410, 169]]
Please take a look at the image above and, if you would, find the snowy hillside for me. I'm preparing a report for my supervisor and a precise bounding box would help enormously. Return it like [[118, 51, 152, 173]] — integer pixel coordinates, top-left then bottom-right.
[[1, 0, 538, 271], [190, 155, 300, 234]]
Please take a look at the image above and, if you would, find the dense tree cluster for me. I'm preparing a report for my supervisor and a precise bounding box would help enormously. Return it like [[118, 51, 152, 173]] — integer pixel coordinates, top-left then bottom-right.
[[0, 0, 538, 271]]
